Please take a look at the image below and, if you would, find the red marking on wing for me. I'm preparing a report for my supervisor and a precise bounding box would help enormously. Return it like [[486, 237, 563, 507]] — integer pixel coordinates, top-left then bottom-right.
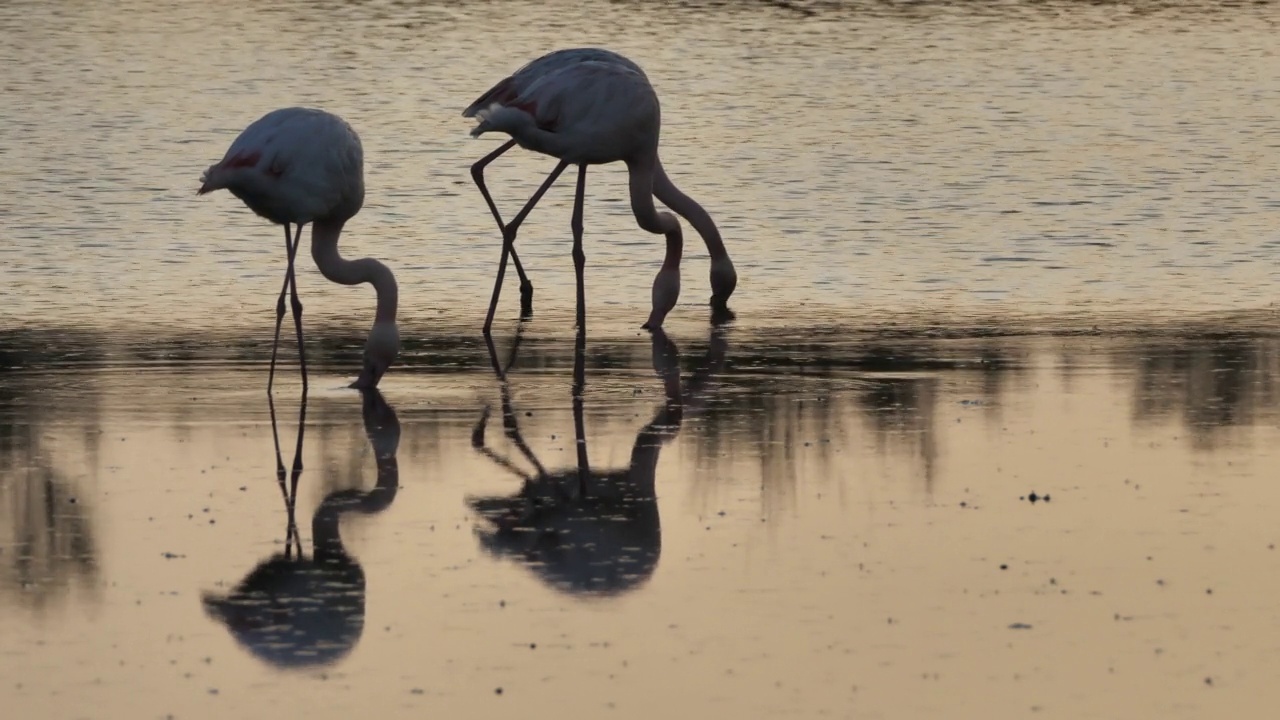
[[492, 82, 519, 105], [512, 100, 557, 132], [221, 151, 261, 170]]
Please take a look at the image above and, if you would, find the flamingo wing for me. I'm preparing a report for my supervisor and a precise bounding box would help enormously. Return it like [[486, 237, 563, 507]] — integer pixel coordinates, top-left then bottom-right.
[[200, 107, 363, 224], [510, 61, 657, 139], [462, 48, 648, 119]]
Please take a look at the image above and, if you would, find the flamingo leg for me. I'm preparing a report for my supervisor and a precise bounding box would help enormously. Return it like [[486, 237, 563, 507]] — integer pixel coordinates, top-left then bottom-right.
[[483, 160, 571, 334], [572, 322, 590, 498], [571, 165, 587, 332], [286, 223, 308, 394], [266, 223, 308, 394], [500, 317, 525, 375], [267, 224, 293, 394], [287, 387, 308, 559], [471, 139, 533, 317]]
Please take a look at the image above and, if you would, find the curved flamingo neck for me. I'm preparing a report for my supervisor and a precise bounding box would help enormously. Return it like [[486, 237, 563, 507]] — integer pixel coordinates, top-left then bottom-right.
[[626, 154, 683, 270], [652, 159, 728, 263], [310, 221, 399, 324], [481, 108, 574, 158]]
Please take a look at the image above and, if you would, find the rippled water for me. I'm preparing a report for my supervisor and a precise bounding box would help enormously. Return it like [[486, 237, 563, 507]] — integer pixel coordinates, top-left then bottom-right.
[[4, 0, 1280, 718], [4, 0, 1280, 336]]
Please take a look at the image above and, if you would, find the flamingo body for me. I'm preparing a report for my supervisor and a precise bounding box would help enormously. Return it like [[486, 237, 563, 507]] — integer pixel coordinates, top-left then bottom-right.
[[462, 47, 647, 122], [465, 48, 737, 332], [199, 107, 364, 226], [471, 60, 659, 165], [199, 107, 399, 390]]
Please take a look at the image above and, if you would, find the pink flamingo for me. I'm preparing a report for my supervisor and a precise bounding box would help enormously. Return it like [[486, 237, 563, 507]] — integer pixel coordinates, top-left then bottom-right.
[[198, 107, 400, 391], [464, 48, 738, 333]]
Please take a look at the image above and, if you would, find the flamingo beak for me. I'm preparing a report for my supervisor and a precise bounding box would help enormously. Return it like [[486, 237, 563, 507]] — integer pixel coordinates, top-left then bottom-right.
[[349, 358, 387, 390]]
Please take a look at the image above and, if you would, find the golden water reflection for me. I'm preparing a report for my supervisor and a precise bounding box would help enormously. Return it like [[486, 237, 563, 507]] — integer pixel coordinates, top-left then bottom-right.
[[1, 328, 1278, 718], [200, 390, 400, 669], [467, 327, 729, 597]]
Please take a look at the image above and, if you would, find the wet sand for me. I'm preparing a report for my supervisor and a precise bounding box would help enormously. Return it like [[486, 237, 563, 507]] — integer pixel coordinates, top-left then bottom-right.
[[4, 321, 1280, 719]]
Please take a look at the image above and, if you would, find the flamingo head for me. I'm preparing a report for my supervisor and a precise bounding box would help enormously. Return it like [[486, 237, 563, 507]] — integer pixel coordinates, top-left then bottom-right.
[[351, 320, 400, 390], [642, 266, 681, 331], [710, 256, 737, 307]]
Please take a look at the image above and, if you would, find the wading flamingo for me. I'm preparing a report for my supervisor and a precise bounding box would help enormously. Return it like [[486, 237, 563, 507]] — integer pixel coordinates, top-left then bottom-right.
[[464, 48, 738, 333], [199, 107, 399, 391]]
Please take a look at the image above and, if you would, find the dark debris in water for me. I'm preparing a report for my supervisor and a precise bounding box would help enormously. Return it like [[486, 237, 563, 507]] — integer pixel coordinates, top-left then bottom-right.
[[1008, 623, 1033, 630], [1020, 492, 1051, 503]]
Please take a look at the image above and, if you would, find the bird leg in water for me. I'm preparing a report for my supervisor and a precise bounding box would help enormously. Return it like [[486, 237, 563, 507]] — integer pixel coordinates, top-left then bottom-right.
[[472, 328, 549, 480], [471, 139, 533, 317], [571, 165, 588, 333], [286, 387, 307, 558], [572, 322, 590, 498], [267, 391, 293, 554], [267, 224, 291, 394], [268, 223, 308, 394], [488, 329, 549, 477], [287, 224, 308, 394], [483, 160, 571, 334], [267, 387, 307, 559]]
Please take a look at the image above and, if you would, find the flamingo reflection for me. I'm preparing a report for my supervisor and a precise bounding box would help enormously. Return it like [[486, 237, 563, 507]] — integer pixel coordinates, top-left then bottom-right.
[[469, 325, 727, 597], [201, 389, 399, 668]]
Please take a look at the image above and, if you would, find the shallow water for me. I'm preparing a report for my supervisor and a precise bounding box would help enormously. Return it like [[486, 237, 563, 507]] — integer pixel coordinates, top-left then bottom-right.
[[4, 0, 1280, 334], [4, 0, 1280, 718], [5, 327, 1280, 719]]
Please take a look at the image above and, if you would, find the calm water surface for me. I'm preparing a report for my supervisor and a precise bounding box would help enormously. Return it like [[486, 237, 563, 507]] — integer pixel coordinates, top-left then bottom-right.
[[3, 0, 1280, 718], [5, 327, 1280, 719]]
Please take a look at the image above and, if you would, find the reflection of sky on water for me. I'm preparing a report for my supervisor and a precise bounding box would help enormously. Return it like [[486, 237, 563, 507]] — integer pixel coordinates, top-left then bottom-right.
[[4, 326, 1278, 615], [200, 390, 400, 669], [0, 378, 103, 613]]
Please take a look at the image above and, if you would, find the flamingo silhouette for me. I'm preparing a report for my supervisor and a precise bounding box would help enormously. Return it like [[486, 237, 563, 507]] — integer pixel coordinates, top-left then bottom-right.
[[468, 323, 728, 596], [199, 107, 400, 391], [201, 388, 400, 668], [464, 48, 738, 333]]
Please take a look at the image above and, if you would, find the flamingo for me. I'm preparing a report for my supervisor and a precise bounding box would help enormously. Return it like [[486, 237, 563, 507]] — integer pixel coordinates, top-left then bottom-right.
[[198, 107, 400, 391], [464, 48, 738, 333]]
